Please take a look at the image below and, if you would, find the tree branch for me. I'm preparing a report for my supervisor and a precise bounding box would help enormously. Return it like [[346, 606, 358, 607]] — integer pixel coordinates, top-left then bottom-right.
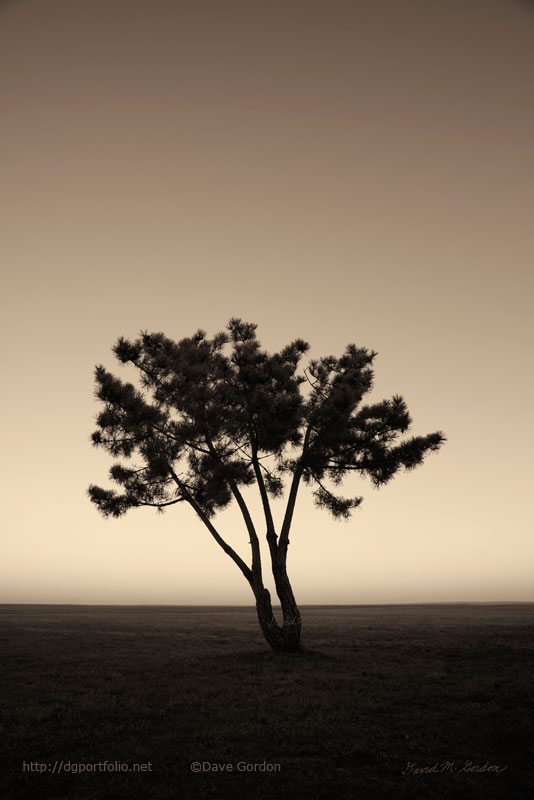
[[167, 464, 253, 584], [204, 436, 263, 578], [137, 497, 186, 509], [278, 423, 312, 564], [251, 444, 278, 562]]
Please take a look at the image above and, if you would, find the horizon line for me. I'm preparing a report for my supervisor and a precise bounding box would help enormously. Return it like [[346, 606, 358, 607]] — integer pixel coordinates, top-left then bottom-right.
[[1, 600, 533, 608]]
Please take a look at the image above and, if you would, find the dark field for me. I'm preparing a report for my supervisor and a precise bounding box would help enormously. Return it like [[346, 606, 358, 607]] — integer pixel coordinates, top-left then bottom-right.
[[1, 604, 533, 800]]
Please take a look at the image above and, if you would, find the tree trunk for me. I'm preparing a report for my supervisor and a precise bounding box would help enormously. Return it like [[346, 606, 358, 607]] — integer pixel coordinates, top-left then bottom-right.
[[253, 583, 302, 653], [273, 563, 302, 650]]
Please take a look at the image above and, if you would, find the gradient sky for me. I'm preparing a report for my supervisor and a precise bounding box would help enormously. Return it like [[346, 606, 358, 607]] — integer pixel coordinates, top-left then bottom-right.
[[1, 0, 533, 605]]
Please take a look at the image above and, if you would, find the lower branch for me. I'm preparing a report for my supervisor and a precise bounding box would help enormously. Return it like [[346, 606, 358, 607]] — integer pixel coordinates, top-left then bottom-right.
[[168, 466, 253, 584]]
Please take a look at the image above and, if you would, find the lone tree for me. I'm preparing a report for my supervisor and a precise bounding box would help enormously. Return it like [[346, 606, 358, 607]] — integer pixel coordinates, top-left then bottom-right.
[[89, 319, 445, 652]]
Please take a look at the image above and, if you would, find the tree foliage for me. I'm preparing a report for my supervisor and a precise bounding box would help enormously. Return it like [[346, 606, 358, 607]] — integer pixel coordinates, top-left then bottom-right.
[[89, 319, 444, 523]]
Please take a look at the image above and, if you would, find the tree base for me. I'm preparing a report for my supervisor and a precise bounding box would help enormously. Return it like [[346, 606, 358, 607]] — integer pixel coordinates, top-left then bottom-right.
[[261, 617, 302, 653], [255, 587, 302, 652]]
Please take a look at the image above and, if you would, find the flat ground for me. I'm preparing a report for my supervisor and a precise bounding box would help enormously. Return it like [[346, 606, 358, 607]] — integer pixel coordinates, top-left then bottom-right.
[[1, 603, 532, 800]]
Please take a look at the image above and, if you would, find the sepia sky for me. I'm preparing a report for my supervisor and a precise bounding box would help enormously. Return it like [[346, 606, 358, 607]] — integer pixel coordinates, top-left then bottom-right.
[[1, 0, 533, 605]]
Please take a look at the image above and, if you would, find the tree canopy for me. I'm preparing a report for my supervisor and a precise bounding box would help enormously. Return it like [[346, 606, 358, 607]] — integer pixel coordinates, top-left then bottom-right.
[[90, 319, 443, 519]]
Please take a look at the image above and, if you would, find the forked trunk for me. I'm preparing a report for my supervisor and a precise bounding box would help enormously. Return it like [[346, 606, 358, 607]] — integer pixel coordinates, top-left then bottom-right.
[[253, 578, 302, 653]]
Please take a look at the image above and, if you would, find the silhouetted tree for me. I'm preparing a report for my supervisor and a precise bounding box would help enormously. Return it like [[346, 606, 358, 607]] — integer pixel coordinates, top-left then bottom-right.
[[89, 319, 445, 652]]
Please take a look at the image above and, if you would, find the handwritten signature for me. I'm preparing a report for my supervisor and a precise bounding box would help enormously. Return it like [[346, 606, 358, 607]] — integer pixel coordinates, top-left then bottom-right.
[[402, 760, 508, 775]]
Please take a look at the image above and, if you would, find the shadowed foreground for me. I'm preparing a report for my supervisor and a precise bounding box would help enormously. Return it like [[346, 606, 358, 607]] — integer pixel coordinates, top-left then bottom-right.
[[1, 604, 532, 799]]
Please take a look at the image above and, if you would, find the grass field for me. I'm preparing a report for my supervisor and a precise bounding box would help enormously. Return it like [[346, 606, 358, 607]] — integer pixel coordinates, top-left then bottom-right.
[[1, 603, 532, 800]]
